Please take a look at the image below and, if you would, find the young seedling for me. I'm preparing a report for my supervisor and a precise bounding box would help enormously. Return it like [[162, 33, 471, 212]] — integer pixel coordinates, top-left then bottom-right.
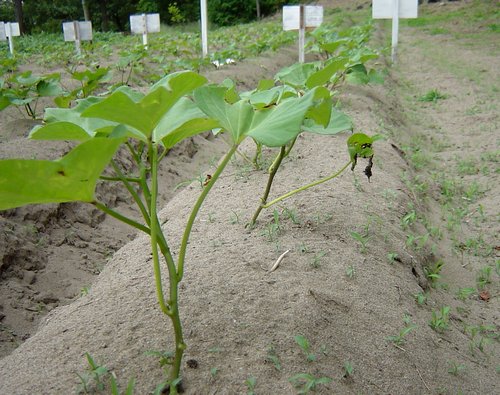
[[288, 373, 332, 394], [387, 252, 399, 264], [294, 335, 317, 362], [310, 251, 326, 269], [414, 292, 428, 306], [447, 361, 466, 376], [424, 260, 445, 286], [245, 376, 257, 395], [429, 306, 450, 333], [350, 230, 370, 253], [476, 266, 492, 290], [456, 287, 476, 302], [343, 361, 354, 378], [386, 314, 417, 347], [346, 264, 356, 279], [418, 89, 447, 103], [76, 353, 109, 394], [265, 345, 282, 371]]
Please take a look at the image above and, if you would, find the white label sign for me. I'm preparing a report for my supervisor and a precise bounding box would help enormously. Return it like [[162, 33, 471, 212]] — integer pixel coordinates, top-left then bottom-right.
[[63, 21, 93, 41], [130, 13, 160, 34], [283, 6, 323, 31], [0, 22, 5, 41], [1, 22, 20, 38], [373, 0, 418, 19]]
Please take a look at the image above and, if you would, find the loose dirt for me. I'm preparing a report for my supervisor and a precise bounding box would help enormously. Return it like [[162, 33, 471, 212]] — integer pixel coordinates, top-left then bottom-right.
[[0, 1, 498, 394]]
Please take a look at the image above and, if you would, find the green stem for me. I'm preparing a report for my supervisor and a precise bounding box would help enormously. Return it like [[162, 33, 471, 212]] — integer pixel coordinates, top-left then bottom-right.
[[92, 201, 150, 235], [252, 141, 262, 169], [177, 144, 238, 281], [99, 175, 142, 183], [262, 160, 352, 209], [110, 160, 151, 227], [250, 146, 286, 226], [149, 144, 170, 315]]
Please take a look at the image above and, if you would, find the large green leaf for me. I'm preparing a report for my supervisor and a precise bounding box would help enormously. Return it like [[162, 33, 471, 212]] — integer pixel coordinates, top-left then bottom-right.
[[154, 97, 219, 148], [303, 108, 352, 135], [246, 89, 317, 147], [30, 97, 117, 141], [305, 57, 348, 89], [195, 86, 317, 147], [0, 137, 123, 210], [82, 71, 207, 138], [275, 62, 317, 89]]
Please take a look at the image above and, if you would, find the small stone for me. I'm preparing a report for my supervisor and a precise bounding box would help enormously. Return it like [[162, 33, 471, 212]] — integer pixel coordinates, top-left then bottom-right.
[[23, 270, 37, 285]]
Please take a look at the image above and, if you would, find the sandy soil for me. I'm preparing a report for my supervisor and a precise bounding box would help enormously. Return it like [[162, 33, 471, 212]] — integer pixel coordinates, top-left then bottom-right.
[[0, 1, 498, 394]]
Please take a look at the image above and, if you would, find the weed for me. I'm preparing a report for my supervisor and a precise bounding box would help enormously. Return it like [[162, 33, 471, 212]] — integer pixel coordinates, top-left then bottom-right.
[[424, 260, 445, 286], [447, 361, 466, 376], [229, 210, 240, 225], [350, 230, 370, 253], [456, 287, 476, 302], [476, 266, 492, 290], [265, 345, 282, 371], [465, 324, 497, 355], [346, 264, 356, 279], [77, 353, 134, 395], [387, 252, 399, 264], [343, 361, 354, 378], [210, 367, 219, 379], [289, 373, 332, 394], [414, 292, 428, 306], [386, 314, 417, 346], [260, 209, 283, 242], [245, 376, 257, 395], [310, 251, 326, 269], [401, 207, 417, 229], [429, 306, 450, 333], [298, 242, 309, 254], [281, 206, 301, 225], [294, 335, 317, 362], [418, 88, 447, 103]]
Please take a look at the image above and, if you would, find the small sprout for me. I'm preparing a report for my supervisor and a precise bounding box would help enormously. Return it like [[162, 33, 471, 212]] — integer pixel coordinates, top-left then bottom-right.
[[414, 292, 428, 306], [294, 335, 316, 362], [289, 373, 332, 394], [245, 376, 257, 395], [387, 252, 399, 264], [447, 361, 466, 376], [350, 230, 370, 253], [265, 345, 282, 371], [343, 361, 354, 378], [346, 264, 356, 279], [429, 306, 450, 333]]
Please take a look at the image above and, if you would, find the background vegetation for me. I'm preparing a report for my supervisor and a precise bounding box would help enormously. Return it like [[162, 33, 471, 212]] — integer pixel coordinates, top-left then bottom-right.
[[0, 0, 302, 33]]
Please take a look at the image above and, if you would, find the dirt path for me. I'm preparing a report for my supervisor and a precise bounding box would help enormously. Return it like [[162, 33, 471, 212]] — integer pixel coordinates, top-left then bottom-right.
[[0, 1, 498, 394]]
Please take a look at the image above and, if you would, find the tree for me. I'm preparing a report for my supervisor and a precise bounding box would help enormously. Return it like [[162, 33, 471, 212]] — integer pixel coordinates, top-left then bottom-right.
[[13, 0, 25, 34], [82, 0, 90, 21]]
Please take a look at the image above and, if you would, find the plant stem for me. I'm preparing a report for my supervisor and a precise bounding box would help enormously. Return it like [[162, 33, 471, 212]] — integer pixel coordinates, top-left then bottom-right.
[[250, 146, 286, 225], [177, 144, 238, 281], [92, 201, 150, 235], [262, 160, 352, 209], [149, 144, 170, 316]]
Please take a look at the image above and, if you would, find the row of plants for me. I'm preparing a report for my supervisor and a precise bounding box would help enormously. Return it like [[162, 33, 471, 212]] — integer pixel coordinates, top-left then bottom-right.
[[0, 18, 382, 394]]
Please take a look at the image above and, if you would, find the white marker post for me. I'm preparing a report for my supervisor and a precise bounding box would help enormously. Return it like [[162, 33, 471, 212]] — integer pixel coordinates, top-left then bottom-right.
[[130, 13, 160, 49], [63, 21, 93, 56], [372, 0, 418, 62], [283, 5, 323, 63], [1, 22, 20, 55], [200, 0, 208, 57]]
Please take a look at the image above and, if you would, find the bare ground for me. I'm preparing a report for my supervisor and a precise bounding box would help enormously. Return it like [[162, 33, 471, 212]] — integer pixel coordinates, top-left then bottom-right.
[[0, 1, 498, 394]]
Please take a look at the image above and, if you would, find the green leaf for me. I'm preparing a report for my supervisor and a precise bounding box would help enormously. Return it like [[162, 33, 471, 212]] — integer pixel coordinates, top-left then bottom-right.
[[275, 62, 317, 89], [347, 133, 374, 163], [82, 71, 207, 138], [303, 108, 352, 135], [36, 80, 64, 97], [246, 89, 316, 147], [0, 137, 123, 210], [29, 122, 92, 141], [305, 57, 348, 89], [155, 97, 219, 148]]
